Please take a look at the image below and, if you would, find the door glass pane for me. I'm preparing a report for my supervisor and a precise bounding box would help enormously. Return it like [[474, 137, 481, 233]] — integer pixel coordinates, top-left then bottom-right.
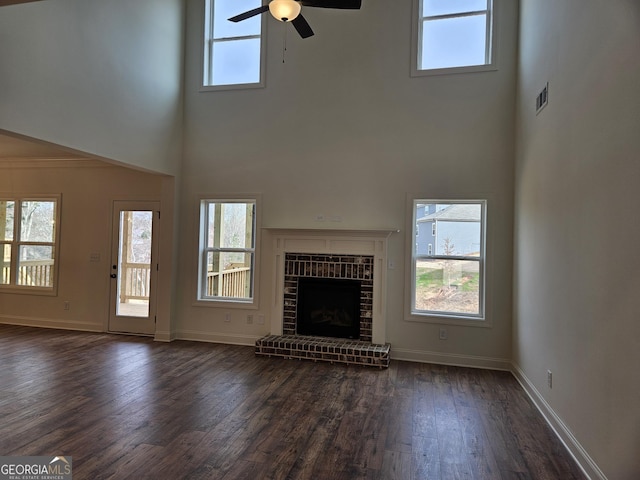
[[116, 211, 153, 318]]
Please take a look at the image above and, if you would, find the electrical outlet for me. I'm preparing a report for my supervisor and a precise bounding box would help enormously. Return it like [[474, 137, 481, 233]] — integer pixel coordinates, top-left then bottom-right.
[[439, 327, 448, 340], [63, 301, 70, 311], [547, 370, 553, 388], [247, 315, 253, 325], [224, 313, 231, 323]]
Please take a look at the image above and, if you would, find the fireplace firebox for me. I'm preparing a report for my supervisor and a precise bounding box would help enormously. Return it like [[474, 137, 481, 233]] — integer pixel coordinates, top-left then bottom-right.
[[296, 277, 361, 339]]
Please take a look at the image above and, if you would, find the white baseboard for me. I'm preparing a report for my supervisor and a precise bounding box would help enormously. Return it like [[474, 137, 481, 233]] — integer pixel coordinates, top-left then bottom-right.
[[175, 329, 260, 347], [511, 363, 607, 480], [0, 314, 102, 333], [391, 347, 512, 371], [154, 330, 174, 342]]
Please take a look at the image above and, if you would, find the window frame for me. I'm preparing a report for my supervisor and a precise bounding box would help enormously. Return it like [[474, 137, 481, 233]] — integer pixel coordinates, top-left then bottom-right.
[[407, 198, 487, 324], [202, 0, 267, 91], [411, 0, 497, 77], [196, 195, 260, 307], [0, 194, 61, 296]]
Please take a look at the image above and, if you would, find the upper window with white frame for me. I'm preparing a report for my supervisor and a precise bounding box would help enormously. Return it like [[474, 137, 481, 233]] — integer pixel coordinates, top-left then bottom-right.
[[411, 200, 486, 319], [198, 199, 257, 303], [413, 0, 494, 75], [203, 0, 265, 88], [1, 196, 60, 294]]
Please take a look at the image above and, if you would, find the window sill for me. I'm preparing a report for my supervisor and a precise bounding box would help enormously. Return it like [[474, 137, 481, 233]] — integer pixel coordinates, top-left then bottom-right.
[[193, 298, 258, 310], [411, 63, 497, 78], [0, 286, 58, 297], [200, 82, 265, 93], [406, 311, 490, 328]]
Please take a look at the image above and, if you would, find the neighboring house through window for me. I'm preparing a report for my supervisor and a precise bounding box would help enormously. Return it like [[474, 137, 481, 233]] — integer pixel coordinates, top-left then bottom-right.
[[203, 0, 265, 88], [413, 0, 495, 75], [198, 198, 257, 303], [411, 200, 486, 319], [1, 196, 60, 294]]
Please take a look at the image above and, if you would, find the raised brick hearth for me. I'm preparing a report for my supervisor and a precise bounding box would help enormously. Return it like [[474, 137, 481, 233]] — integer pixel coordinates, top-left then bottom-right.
[[255, 335, 390, 368]]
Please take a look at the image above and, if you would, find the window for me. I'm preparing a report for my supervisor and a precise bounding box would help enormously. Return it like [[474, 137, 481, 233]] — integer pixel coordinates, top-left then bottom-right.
[[411, 200, 485, 319], [203, 0, 265, 88], [198, 199, 257, 303], [413, 0, 494, 75], [1, 196, 60, 293]]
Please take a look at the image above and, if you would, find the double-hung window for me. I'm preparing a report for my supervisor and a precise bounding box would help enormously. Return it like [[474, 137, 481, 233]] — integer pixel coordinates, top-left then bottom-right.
[[413, 0, 494, 75], [198, 199, 257, 303], [1, 196, 60, 294], [411, 200, 486, 320], [203, 0, 265, 88]]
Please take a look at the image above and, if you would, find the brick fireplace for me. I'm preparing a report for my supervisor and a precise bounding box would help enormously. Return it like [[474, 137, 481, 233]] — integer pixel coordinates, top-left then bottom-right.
[[283, 253, 374, 341], [255, 228, 395, 367]]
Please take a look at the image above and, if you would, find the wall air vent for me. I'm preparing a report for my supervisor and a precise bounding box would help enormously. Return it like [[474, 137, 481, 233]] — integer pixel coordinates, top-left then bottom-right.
[[536, 82, 549, 114]]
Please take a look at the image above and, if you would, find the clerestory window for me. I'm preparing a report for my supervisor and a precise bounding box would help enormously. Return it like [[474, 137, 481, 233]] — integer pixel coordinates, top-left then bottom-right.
[[203, 0, 265, 89], [412, 0, 495, 76]]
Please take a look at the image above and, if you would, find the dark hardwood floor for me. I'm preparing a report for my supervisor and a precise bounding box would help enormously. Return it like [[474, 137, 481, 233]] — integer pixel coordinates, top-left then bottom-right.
[[0, 325, 585, 479]]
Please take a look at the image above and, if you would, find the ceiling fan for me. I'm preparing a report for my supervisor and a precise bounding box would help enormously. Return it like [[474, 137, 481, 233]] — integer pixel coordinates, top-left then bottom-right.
[[228, 0, 362, 39]]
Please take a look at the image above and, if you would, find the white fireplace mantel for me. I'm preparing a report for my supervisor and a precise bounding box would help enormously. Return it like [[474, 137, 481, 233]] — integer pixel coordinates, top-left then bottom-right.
[[265, 227, 398, 345]]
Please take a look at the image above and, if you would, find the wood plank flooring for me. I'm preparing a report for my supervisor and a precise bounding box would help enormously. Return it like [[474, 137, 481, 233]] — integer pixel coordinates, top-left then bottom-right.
[[0, 325, 585, 479]]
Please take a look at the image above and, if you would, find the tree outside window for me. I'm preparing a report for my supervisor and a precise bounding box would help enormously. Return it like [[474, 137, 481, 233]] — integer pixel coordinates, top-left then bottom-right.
[[198, 199, 256, 302], [1, 197, 59, 291]]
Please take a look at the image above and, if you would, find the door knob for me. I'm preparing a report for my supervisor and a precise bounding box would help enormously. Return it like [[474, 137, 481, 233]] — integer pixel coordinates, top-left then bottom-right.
[[110, 274, 117, 278]]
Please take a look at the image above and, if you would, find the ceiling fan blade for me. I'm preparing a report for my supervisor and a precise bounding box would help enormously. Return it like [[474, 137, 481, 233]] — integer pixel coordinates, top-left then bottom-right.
[[300, 0, 361, 9], [228, 5, 269, 22], [291, 14, 314, 39]]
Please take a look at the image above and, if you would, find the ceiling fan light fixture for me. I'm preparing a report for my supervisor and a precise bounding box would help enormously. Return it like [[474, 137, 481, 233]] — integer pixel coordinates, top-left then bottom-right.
[[269, 0, 301, 22]]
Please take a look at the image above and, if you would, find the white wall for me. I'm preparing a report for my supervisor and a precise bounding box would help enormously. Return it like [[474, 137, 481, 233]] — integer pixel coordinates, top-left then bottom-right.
[[176, 0, 518, 365], [514, 1, 640, 478], [0, 0, 184, 175], [0, 162, 168, 333]]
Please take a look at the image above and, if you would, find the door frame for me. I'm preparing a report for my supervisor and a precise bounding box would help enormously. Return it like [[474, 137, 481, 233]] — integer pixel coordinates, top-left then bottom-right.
[[108, 200, 160, 336]]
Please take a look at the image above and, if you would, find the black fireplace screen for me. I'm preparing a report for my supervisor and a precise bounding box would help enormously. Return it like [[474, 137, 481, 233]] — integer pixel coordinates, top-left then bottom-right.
[[296, 277, 361, 339]]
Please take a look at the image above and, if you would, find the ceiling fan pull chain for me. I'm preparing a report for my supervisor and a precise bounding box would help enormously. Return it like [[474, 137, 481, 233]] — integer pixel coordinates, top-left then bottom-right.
[[282, 22, 288, 64]]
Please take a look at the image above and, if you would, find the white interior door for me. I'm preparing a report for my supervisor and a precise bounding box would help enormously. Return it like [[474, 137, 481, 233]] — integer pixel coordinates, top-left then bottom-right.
[[108, 201, 159, 335]]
